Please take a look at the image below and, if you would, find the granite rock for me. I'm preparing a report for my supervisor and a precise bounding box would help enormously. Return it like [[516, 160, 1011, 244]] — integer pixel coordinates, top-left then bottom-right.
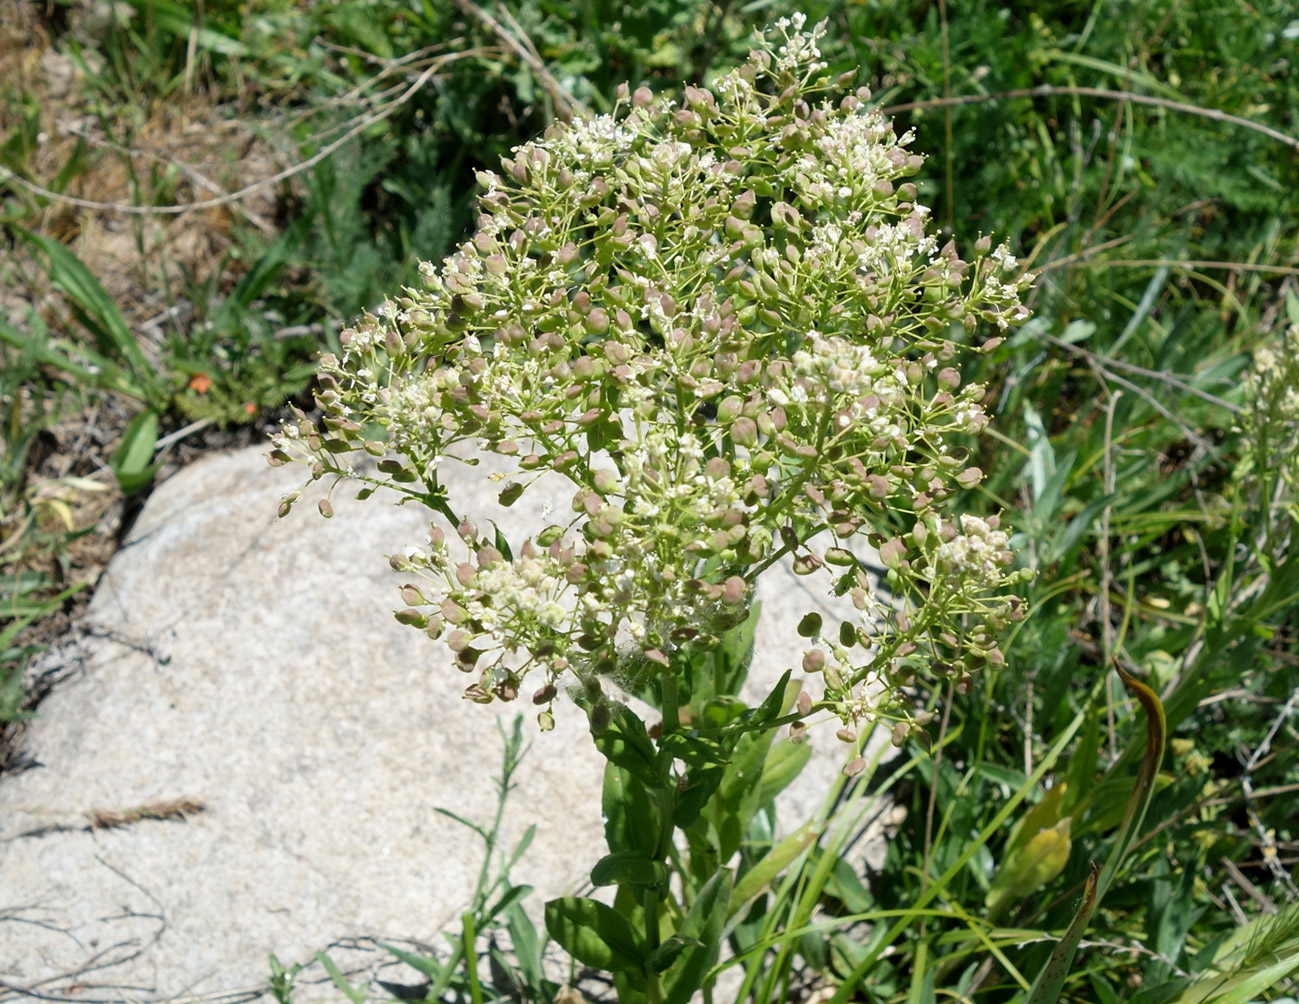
[[0, 446, 888, 1001]]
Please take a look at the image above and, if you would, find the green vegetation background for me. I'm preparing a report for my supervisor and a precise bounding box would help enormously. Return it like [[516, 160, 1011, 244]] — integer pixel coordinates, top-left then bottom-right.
[[2, 1, 1297, 1001]]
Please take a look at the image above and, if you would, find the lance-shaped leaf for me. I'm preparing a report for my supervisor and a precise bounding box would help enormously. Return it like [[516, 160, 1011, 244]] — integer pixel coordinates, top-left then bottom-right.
[[985, 816, 1073, 920], [1024, 667, 1166, 1004]]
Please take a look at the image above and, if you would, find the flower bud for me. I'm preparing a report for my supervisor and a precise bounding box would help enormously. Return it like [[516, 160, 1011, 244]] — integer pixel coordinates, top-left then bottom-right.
[[395, 608, 428, 628], [879, 537, 905, 569], [721, 575, 747, 606], [793, 553, 823, 575]]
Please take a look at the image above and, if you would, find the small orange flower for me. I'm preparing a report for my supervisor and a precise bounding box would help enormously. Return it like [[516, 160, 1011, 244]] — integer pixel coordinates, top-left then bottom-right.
[[190, 373, 212, 394]]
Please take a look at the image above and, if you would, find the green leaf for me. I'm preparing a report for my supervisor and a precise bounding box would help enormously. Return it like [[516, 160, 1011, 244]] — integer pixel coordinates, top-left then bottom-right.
[[14, 228, 163, 405], [743, 668, 793, 729], [648, 935, 701, 973], [754, 738, 811, 809], [484, 883, 532, 923], [673, 766, 725, 828], [1148, 856, 1199, 984], [504, 902, 544, 994], [1005, 783, 1070, 858], [658, 732, 727, 769], [985, 817, 1072, 915], [109, 409, 160, 495], [315, 951, 365, 1004], [663, 868, 733, 1004], [1025, 669, 1166, 1003], [379, 941, 443, 979], [603, 762, 659, 856], [593, 709, 659, 787], [0, 313, 145, 400], [590, 851, 667, 887], [118, 0, 249, 55], [728, 821, 821, 918], [545, 897, 644, 975], [1025, 862, 1100, 1004]]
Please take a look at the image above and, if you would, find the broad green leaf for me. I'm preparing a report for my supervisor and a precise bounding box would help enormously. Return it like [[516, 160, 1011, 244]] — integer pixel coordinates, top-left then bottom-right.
[[985, 817, 1072, 917], [545, 897, 644, 975], [590, 851, 667, 887], [753, 737, 811, 809], [728, 822, 821, 918], [1025, 669, 1166, 1003], [593, 709, 659, 787], [663, 868, 733, 1004], [743, 668, 793, 728], [109, 409, 160, 495], [1005, 783, 1069, 859], [118, 0, 249, 55], [673, 765, 725, 828], [658, 732, 727, 769], [484, 883, 532, 923], [1148, 855, 1199, 984], [603, 762, 659, 856], [648, 935, 701, 973], [504, 902, 544, 993]]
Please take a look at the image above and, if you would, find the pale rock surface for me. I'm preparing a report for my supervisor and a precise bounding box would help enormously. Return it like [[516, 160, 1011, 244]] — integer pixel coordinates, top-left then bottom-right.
[[0, 446, 890, 1001]]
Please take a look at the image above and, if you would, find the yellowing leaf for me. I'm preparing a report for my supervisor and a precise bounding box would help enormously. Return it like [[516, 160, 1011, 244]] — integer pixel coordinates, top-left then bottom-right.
[[1005, 782, 1068, 859], [987, 817, 1073, 915]]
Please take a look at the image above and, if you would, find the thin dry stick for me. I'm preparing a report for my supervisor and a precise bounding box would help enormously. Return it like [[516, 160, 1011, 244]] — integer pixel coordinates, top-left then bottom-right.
[[1044, 256, 1299, 278], [0, 60, 444, 217], [1043, 333, 1243, 415], [879, 84, 1299, 154], [1220, 856, 1279, 914], [1238, 690, 1299, 902], [937, 0, 954, 235], [451, 0, 589, 122], [1068, 351, 1220, 454], [1100, 389, 1122, 762]]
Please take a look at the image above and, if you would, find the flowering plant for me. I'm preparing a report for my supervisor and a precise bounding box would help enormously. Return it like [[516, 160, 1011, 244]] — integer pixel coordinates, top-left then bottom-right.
[[271, 15, 1032, 1001]]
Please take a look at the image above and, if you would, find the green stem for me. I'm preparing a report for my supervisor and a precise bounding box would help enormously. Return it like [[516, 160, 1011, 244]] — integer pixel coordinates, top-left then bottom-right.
[[642, 883, 663, 1004]]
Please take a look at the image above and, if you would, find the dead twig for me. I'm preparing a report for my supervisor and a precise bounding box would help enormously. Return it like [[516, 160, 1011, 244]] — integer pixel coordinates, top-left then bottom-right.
[[6, 798, 206, 841], [1044, 332, 1242, 416], [451, 0, 589, 122], [0, 59, 444, 217], [880, 84, 1299, 154]]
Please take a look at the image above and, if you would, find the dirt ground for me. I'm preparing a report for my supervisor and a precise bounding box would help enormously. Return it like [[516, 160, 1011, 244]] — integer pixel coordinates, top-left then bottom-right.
[[0, 1, 300, 769]]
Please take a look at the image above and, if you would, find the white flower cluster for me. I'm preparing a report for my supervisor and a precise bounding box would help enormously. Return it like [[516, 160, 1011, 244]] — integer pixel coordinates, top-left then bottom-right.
[[1244, 319, 1299, 498], [931, 514, 1014, 591], [270, 16, 1033, 736]]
